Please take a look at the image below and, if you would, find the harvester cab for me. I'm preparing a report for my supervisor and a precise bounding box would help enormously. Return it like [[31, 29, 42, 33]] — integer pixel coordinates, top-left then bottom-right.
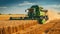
[[10, 5, 48, 24]]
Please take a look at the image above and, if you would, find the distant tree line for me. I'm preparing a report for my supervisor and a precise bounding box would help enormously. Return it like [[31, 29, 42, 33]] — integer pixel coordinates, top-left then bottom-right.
[[58, 13, 60, 14], [0, 13, 1, 15], [8, 13, 12, 15]]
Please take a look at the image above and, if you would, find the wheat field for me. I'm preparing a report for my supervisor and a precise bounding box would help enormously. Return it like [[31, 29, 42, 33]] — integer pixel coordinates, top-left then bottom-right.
[[0, 9, 60, 34]]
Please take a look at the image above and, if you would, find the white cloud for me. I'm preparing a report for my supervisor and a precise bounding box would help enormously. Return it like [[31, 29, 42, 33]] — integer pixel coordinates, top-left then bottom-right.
[[19, 1, 35, 6], [39, 5, 60, 9], [0, 7, 7, 8], [40, 5, 60, 12], [3, 7, 28, 14], [41, 5, 60, 8]]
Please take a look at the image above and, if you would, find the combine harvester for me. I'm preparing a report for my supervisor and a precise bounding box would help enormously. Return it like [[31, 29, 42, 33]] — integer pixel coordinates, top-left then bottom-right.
[[10, 5, 48, 24], [0, 5, 60, 34]]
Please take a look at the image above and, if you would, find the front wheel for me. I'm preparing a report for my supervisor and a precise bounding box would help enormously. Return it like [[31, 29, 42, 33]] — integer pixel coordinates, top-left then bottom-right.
[[38, 19, 43, 24]]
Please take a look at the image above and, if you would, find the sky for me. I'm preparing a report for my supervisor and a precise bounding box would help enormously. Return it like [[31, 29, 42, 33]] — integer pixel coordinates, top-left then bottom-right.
[[0, 0, 60, 14]]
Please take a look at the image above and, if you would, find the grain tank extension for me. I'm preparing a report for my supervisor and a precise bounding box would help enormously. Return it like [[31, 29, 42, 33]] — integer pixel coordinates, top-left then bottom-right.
[[10, 5, 48, 24]]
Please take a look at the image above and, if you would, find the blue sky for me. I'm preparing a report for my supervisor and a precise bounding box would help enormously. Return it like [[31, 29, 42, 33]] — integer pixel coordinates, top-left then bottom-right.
[[0, 0, 60, 14]]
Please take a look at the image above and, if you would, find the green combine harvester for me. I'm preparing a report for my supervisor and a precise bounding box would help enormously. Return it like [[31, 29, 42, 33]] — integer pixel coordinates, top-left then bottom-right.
[[10, 5, 48, 24]]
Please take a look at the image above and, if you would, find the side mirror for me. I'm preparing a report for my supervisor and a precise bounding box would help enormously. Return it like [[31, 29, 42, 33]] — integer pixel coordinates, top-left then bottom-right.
[[25, 10, 26, 12], [25, 10, 29, 12]]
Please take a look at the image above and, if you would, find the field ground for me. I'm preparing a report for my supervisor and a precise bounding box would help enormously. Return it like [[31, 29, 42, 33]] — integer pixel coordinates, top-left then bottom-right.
[[0, 9, 60, 34]]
